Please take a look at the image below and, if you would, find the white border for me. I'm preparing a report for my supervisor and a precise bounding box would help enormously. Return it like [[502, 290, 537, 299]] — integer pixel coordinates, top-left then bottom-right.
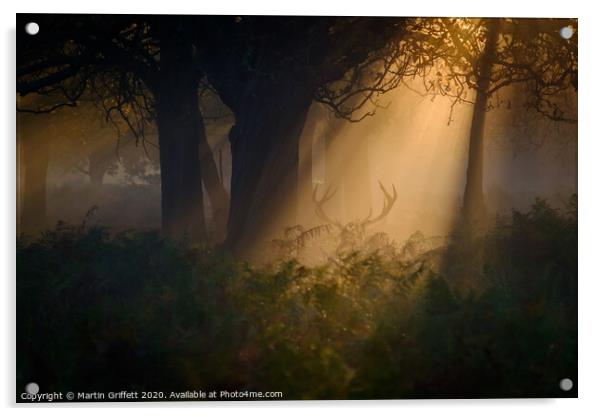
[[2, 1, 601, 415]]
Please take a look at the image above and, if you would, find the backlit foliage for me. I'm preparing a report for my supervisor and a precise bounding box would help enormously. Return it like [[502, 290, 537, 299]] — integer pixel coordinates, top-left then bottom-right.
[[17, 196, 576, 398]]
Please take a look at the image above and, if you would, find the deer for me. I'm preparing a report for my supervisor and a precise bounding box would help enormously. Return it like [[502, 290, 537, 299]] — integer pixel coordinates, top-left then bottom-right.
[[312, 181, 398, 255]]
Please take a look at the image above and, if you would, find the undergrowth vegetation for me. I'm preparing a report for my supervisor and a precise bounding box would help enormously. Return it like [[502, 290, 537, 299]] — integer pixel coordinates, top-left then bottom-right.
[[17, 196, 577, 399]]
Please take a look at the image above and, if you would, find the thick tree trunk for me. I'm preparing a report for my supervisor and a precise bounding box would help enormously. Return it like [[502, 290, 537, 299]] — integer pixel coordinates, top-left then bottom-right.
[[225, 84, 314, 257], [461, 19, 500, 229], [198, 120, 230, 243], [461, 88, 488, 224], [18, 127, 49, 236], [154, 33, 207, 242]]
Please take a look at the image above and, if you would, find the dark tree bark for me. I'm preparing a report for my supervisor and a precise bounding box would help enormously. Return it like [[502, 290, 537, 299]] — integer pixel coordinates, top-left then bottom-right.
[[461, 19, 500, 229], [153, 31, 207, 242], [225, 83, 314, 255], [151, 18, 229, 243]]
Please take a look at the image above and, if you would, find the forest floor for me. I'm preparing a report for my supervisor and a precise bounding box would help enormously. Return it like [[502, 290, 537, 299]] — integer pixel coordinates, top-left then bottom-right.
[[16, 196, 577, 400]]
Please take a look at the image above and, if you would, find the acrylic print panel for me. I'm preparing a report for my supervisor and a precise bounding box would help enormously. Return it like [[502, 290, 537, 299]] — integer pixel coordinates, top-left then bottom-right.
[[16, 14, 577, 402]]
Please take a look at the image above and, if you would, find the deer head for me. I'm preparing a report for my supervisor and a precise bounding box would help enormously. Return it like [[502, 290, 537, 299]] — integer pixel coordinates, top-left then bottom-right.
[[312, 181, 397, 253]]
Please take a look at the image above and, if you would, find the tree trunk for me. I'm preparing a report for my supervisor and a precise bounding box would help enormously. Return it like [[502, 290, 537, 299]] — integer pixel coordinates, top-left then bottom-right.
[[461, 19, 500, 229], [154, 32, 207, 242], [18, 122, 49, 236], [88, 147, 109, 186], [225, 84, 314, 257], [298, 102, 322, 225], [324, 114, 350, 220], [198, 119, 230, 243]]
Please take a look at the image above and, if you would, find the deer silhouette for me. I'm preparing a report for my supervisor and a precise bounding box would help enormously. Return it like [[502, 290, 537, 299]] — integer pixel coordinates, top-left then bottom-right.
[[312, 181, 397, 254]]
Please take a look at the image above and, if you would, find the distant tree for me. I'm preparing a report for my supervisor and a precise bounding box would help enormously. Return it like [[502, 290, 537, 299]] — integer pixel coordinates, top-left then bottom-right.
[[17, 14, 229, 242], [17, 109, 51, 235], [16, 92, 161, 236], [402, 17, 577, 229]]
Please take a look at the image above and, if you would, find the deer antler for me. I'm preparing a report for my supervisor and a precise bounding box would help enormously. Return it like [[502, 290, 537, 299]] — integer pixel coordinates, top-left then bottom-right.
[[362, 181, 397, 227], [312, 185, 343, 230]]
